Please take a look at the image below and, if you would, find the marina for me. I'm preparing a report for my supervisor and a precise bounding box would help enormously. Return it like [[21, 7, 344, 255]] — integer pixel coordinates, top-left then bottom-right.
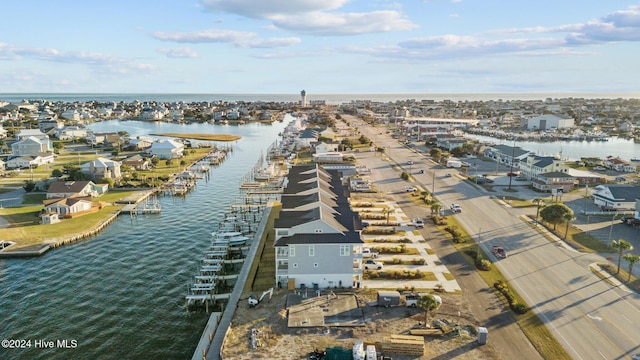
[[0, 119, 289, 359]]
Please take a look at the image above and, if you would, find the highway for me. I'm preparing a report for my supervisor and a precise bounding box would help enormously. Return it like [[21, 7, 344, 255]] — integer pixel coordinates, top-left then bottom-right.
[[349, 115, 640, 360]]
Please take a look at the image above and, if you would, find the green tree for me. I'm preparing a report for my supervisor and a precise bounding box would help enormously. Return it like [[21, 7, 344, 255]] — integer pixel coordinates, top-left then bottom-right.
[[532, 198, 543, 225], [430, 148, 443, 162], [23, 180, 36, 192], [151, 157, 159, 166], [417, 294, 441, 325], [624, 254, 640, 282], [563, 212, 575, 240], [539, 203, 572, 230], [51, 169, 64, 178], [611, 239, 634, 274], [430, 203, 442, 215], [623, 254, 640, 282]]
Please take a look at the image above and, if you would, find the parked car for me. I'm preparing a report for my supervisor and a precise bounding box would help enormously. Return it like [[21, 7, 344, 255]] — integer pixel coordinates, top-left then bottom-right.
[[362, 248, 379, 258], [364, 259, 383, 270], [412, 217, 424, 228], [446, 173, 452, 177], [515, 176, 528, 181], [405, 186, 417, 192], [407, 160, 414, 165], [404, 293, 428, 307], [451, 203, 462, 213], [507, 172, 518, 177]]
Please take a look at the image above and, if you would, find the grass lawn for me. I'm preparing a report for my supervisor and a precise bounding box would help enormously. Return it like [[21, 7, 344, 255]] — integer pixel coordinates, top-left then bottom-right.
[[0, 203, 124, 248], [435, 215, 572, 360]]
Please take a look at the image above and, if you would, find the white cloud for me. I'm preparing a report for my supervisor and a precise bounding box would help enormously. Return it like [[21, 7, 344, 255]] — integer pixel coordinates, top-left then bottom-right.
[[270, 10, 417, 35], [199, 0, 417, 36], [199, 0, 348, 18], [151, 29, 301, 48], [158, 47, 199, 58]]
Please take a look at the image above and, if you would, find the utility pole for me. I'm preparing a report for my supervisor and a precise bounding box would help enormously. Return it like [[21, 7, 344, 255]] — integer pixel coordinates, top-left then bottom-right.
[[432, 170, 435, 194], [508, 139, 515, 190]]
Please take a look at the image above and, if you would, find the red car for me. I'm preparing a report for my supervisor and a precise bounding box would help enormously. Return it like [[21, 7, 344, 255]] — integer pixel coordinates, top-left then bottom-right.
[[507, 172, 518, 177]]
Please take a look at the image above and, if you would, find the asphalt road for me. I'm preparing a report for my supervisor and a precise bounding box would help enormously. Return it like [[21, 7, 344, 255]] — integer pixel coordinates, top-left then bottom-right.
[[348, 115, 640, 360]]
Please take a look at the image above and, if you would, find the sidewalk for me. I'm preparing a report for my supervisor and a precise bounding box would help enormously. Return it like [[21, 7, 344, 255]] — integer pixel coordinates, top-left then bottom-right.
[[356, 201, 461, 293]]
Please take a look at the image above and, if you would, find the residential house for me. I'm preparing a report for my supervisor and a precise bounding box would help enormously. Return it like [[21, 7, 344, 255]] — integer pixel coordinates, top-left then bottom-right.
[[46, 180, 99, 199], [43, 196, 93, 217], [55, 126, 87, 141], [531, 171, 576, 193], [11, 136, 52, 156], [591, 184, 640, 211], [127, 136, 154, 151], [16, 129, 49, 141], [273, 165, 364, 290], [80, 157, 122, 181], [6, 154, 54, 169], [38, 118, 63, 134], [147, 139, 184, 159], [60, 109, 81, 121], [0, 126, 7, 139], [314, 142, 340, 154], [604, 156, 636, 173], [294, 128, 318, 149], [121, 154, 152, 171]]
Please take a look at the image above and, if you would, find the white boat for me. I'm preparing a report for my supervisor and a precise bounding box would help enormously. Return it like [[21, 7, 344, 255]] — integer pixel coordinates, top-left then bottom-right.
[[211, 231, 250, 246]]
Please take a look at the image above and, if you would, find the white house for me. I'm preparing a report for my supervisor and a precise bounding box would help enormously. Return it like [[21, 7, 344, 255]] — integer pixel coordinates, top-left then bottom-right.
[[55, 126, 88, 141], [6, 154, 54, 169], [80, 157, 122, 180], [43, 197, 93, 217], [60, 109, 81, 121], [16, 129, 49, 141], [147, 139, 184, 159], [11, 136, 52, 156], [46, 180, 98, 199]]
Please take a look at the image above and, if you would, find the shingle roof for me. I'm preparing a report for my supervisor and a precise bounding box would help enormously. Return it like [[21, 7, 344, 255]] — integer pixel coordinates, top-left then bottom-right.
[[274, 232, 363, 246]]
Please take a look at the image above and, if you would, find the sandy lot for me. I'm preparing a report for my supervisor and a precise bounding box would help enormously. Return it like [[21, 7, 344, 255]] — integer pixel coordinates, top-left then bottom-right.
[[222, 289, 500, 360]]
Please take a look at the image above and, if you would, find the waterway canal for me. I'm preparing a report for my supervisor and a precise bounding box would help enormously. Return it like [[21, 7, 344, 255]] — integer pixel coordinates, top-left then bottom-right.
[[0, 119, 288, 359]]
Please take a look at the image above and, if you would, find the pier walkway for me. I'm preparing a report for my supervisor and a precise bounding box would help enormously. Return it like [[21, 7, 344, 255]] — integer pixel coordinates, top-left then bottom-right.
[[198, 203, 273, 360]]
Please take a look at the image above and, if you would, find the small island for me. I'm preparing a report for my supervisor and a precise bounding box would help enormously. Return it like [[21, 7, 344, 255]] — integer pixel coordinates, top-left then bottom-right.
[[150, 133, 241, 141]]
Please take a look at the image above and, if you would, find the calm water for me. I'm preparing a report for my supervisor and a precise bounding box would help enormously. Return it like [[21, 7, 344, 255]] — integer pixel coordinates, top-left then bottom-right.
[[0, 119, 288, 360], [1, 92, 639, 105], [466, 134, 640, 162]]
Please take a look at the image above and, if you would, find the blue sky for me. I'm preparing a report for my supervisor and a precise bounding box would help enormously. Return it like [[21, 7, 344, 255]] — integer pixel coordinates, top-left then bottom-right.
[[1, 0, 639, 94]]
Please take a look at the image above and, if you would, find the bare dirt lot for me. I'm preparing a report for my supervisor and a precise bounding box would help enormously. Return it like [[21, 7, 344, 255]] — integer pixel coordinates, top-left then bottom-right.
[[222, 289, 500, 360]]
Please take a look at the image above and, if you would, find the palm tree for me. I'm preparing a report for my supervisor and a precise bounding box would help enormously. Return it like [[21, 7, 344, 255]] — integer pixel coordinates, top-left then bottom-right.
[[563, 212, 575, 240], [417, 294, 441, 326], [623, 254, 640, 282], [431, 203, 442, 215], [382, 207, 391, 224], [532, 198, 543, 225], [611, 239, 634, 274]]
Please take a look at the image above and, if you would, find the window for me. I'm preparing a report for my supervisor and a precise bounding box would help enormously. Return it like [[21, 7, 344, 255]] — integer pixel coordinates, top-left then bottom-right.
[[314, 229, 323, 233], [292, 263, 298, 268], [277, 229, 288, 236], [314, 263, 319, 268], [290, 245, 295, 257], [309, 245, 315, 257], [340, 245, 350, 256]]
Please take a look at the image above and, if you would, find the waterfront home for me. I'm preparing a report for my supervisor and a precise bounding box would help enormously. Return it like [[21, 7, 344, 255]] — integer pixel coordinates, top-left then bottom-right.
[[274, 165, 364, 290], [147, 139, 184, 159], [531, 171, 576, 193], [312, 152, 345, 163], [604, 156, 636, 173], [435, 134, 468, 151], [591, 184, 640, 211], [294, 128, 319, 149], [38, 118, 64, 133], [121, 154, 152, 170], [313, 141, 340, 154], [80, 157, 122, 181], [61, 109, 81, 121], [126, 135, 154, 151], [43, 196, 93, 218], [46, 180, 101, 199]]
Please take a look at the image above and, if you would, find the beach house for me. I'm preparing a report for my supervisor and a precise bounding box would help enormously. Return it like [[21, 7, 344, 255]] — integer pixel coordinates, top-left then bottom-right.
[[273, 165, 364, 290]]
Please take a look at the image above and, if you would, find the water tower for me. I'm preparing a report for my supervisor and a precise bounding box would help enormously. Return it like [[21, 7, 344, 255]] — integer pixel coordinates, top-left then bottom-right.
[[300, 90, 307, 107]]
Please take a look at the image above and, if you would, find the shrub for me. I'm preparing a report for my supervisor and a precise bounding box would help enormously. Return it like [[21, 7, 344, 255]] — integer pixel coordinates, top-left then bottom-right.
[[511, 303, 528, 314], [476, 259, 492, 271]]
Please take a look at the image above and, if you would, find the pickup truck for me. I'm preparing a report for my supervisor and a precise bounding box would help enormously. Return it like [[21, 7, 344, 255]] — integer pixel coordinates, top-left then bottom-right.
[[492, 246, 507, 259], [451, 203, 462, 213]]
